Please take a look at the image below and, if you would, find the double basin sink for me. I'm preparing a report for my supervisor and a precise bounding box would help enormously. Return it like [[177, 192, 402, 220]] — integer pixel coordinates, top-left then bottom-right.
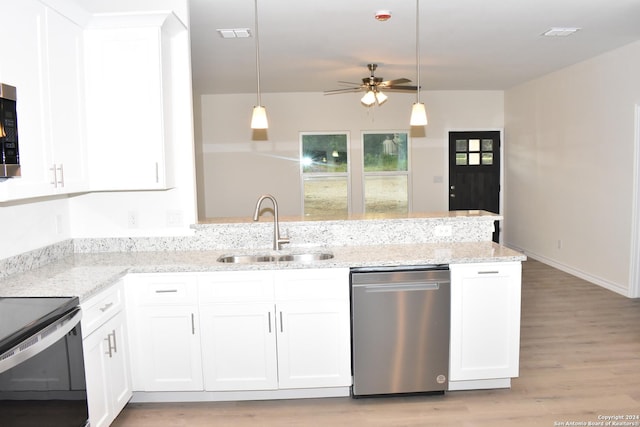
[[217, 252, 334, 264]]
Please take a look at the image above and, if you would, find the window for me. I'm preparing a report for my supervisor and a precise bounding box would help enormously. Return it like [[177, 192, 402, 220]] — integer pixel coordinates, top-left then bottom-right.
[[455, 138, 494, 166], [362, 132, 410, 214], [300, 132, 350, 218]]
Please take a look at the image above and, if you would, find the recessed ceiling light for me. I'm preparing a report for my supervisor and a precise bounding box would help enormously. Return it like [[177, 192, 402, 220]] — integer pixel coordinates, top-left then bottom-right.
[[217, 28, 252, 39], [542, 27, 581, 37]]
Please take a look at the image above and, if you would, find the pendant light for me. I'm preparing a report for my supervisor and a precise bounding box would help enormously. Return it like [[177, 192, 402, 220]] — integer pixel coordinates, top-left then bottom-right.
[[250, 0, 268, 129], [410, 0, 428, 126]]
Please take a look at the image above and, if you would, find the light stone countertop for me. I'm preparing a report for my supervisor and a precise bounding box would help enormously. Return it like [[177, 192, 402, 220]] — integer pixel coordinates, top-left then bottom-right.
[[0, 241, 525, 302]]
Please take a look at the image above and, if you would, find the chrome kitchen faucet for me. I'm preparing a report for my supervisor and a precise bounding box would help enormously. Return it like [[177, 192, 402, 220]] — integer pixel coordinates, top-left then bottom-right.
[[252, 194, 290, 250]]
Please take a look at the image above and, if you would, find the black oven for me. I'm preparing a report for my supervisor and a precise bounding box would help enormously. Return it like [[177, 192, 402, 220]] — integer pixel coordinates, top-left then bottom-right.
[[0, 297, 88, 427]]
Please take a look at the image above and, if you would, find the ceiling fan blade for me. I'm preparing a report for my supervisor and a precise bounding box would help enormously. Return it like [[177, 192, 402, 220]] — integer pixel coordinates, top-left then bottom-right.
[[384, 85, 420, 92], [380, 78, 411, 86], [324, 87, 364, 95], [337, 81, 363, 86]]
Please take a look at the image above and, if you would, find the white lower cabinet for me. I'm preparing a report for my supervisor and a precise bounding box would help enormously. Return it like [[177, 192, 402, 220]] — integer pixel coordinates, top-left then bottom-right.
[[198, 268, 351, 392], [448, 262, 522, 390], [125, 274, 203, 391], [81, 281, 132, 427]]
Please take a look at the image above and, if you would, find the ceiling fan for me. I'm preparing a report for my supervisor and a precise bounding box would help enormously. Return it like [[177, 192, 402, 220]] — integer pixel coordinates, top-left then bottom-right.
[[324, 63, 418, 106]]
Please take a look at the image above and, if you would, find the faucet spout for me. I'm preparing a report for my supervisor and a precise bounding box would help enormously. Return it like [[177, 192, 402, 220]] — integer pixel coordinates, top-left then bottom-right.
[[252, 194, 290, 251]]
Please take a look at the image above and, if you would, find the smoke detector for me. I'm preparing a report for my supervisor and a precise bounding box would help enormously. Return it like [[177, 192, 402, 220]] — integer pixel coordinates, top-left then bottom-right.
[[375, 10, 391, 21]]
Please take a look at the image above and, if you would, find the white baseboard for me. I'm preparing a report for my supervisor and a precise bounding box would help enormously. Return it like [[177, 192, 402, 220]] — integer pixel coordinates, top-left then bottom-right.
[[512, 247, 630, 297], [130, 387, 351, 403]]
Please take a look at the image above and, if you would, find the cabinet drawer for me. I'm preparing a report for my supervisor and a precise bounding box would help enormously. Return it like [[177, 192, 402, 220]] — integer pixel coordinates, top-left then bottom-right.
[[81, 281, 124, 338], [127, 274, 198, 305], [274, 268, 349, 301], [198, 271, 274, 303]]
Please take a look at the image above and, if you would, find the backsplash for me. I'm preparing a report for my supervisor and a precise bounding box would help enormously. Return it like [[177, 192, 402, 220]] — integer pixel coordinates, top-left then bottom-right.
[[2, 213, 498, 279]]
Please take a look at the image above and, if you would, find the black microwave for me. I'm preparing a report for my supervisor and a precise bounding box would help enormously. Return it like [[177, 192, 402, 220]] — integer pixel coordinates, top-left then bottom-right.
[[0, 83, 20, 178]]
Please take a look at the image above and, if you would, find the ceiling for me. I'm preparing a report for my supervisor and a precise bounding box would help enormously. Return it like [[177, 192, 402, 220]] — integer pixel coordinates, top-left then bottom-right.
[[189, 0, 640, 96]]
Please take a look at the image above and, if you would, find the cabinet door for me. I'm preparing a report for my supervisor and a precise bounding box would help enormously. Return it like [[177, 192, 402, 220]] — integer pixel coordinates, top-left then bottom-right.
[[0, 1, 50, 201], [84, 25, 167, 191], [276, 299, 351, 389], [135, 305, 203, 391], [200, 303, 278, 391], [42, 7, 87, 194], [449, 262, 522, 382], [83, 322, 111, 427], [108, 312, 133, 418], [83, 311, 131, 427]]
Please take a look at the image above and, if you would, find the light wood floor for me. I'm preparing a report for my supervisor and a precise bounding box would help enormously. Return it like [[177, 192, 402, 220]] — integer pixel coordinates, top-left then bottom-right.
[[112, 259, 640, 426]]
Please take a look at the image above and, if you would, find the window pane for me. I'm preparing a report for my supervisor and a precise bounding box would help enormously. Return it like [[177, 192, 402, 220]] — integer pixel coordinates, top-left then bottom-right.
[[469, 152, 480, 165], [301, 134, 348, 173], [363, 133, 408, 172], [482, 153, 493, 165], [456, 153, 468, 165], [303, 177, 348, 218], [456, 139, 467, 152], [364, 175, 408, 214], [469, 139, 480, 152], [482, 139, 493, 151]]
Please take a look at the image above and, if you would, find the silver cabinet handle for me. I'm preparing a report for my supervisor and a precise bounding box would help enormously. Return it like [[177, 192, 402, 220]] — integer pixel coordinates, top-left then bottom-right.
[[57, 164, 64, 187], [477, 271, 500, 275], [111, 329, 117, 354], [50, 164, 58, 187], [191, 313, 195, 335], [155, 289, 178, 293], [268, 312, 272, 333], [279, 311, 283, 333], [104, 335, 112, 358], [99, 302, 114, 312]]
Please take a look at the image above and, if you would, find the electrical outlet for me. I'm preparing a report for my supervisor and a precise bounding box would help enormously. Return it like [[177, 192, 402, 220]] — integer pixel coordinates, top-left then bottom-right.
[[434, 225, 453, 237], [127, 211, 139, 228], [167, 210, 183, 227]]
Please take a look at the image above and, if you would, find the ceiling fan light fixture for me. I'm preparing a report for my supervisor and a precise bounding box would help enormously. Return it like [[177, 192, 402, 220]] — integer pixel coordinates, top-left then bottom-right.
[[410, 102, 428, 126], [375, 91, 388, 105], [361, 90, 376, 106], [251, 105, 268, 129]]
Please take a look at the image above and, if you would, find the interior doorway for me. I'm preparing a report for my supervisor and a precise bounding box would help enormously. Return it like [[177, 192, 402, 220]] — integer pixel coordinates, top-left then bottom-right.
[[448, 131, 501, 242]]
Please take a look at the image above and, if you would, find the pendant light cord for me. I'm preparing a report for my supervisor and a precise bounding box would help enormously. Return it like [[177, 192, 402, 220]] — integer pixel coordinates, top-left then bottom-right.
[[415, 0, 420, 104], [255, 0, 262, 106]]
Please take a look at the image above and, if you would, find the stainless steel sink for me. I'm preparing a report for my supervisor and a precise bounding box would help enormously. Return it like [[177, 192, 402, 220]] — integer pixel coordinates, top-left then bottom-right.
[[216, 252, 333, 264], [217, 254, 277, 263], [277, 253, 334, 262]]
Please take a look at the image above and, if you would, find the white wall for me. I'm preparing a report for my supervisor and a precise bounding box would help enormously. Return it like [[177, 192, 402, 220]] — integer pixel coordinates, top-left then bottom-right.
[[197, 90, 504, 218], [504, 40, 640, 296]]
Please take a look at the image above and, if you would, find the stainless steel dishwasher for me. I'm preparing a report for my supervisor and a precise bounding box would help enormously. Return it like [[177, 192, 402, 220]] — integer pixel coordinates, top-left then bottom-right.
[[350, 266, 450, 397]]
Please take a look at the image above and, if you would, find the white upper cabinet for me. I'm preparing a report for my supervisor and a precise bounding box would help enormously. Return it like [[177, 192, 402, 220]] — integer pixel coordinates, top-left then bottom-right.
[[84, 13, 186, 191], [0, 1, 87, 201]]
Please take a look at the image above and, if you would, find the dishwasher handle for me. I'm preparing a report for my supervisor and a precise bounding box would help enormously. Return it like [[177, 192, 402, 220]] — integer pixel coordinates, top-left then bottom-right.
[[360, 282, 442, 292]]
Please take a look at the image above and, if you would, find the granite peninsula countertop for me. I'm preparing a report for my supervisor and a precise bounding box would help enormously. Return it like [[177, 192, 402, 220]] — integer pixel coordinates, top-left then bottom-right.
[[0, 241, 525, 302]]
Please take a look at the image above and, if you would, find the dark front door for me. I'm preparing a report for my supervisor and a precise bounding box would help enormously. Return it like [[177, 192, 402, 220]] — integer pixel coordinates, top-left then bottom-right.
[[448, 131, 501, 242]]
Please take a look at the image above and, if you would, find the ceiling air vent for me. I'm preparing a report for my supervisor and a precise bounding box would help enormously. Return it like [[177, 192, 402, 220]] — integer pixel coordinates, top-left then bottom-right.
[[217, 28, 251, 38], [542, 27, 581, 37]]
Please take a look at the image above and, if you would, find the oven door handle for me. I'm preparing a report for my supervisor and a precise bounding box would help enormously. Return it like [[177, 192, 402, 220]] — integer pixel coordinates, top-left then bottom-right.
[[0, 308, 82, 375]]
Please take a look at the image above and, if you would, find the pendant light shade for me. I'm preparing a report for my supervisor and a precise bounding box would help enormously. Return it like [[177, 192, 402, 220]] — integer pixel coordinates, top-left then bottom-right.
[[251, 106, 268, 129], [410, 102, 428, 126], [410, 0, 428, 126], [251, 0, 268, 129]]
